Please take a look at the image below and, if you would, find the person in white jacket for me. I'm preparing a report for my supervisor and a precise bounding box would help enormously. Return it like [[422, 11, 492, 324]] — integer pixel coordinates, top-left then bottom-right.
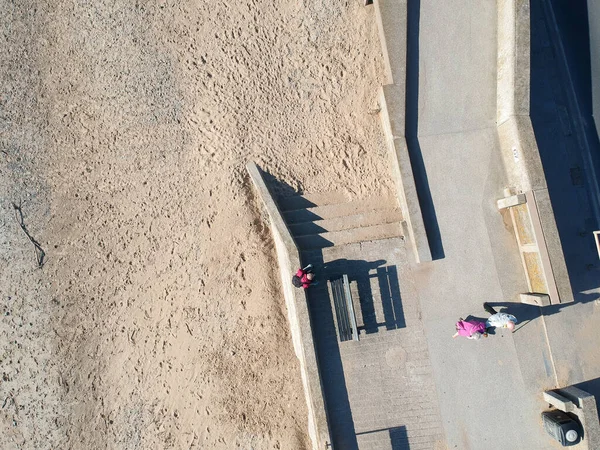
[[483, 302, 517, 332]]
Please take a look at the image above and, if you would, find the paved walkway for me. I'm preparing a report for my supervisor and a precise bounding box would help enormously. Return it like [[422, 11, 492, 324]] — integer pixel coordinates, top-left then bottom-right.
[[403, 0, 600, 448], [304, 238, 444, 450], [404, 0, 561, 448]]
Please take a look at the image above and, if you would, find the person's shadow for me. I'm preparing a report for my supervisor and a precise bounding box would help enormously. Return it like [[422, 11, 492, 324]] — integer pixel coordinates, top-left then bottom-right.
[[467, 292, 599, 333]]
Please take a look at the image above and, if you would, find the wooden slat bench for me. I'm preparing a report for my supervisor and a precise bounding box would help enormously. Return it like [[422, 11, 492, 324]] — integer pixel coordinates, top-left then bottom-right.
[[328, 275, 359, 342]]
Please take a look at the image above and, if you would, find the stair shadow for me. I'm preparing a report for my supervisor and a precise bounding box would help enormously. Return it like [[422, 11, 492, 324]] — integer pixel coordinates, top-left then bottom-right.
[[260, 170, 303, 198], [258, 168, 335, 249], [283, 208, 323, 224], [278, 195, 318, 210], [289, 221, 329, 236]]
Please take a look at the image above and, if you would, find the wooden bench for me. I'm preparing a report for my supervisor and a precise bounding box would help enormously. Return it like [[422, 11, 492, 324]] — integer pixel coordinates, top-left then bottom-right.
[[328, 275, 359, 342], [497, 190, 573, 305]]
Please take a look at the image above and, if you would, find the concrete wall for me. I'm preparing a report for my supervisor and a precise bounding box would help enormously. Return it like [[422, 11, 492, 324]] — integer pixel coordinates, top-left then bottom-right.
[[246, 162, 332, 450], [498, 0, 531, 126], [496, 0, 574, 303], [374, 0, 432, 264], [589, 0, 600, 139], [379, 87, 431, 264], [497, 0, 545, 193]]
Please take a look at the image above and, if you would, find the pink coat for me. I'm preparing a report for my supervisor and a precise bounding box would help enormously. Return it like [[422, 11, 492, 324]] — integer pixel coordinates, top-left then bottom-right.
[[456, 320, 486, 337]]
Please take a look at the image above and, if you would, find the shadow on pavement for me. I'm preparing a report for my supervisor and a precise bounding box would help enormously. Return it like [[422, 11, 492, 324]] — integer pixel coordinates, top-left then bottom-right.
[[481, 293, 599, 331], [356, 425, 410, 450], [301, 255, 411, 448], [378, 265, 406, 330], [302, 250, 358, 450], [406, 0, 444, 260], [574, 377, 600, 415]]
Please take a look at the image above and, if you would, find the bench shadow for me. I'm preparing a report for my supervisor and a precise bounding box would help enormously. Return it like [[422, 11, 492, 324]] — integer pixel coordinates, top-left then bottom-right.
[[378, 266, 406, 330], [390, 425, 411, 450], [322, 258, 406, 333], [406, 0, 444, 260]]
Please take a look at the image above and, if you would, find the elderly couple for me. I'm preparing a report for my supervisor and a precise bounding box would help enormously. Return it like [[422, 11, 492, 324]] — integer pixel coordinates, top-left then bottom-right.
[[452, 303, 518, 340]]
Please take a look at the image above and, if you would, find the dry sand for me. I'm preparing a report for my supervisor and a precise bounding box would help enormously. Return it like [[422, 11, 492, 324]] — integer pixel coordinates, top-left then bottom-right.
[[1, 1, 393, 448]]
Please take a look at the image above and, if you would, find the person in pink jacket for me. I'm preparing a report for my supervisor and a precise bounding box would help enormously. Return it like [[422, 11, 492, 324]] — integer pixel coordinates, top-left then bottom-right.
[[453, 319, 488, 340]]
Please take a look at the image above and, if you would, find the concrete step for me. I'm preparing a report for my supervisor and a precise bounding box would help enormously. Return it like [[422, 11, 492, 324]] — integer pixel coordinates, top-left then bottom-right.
[[300, 236, 406, 264], [295, 222, 403, 250], [277, 191, 350, 212], [288, 208, 402, 237], [283, 196, 397, 224]]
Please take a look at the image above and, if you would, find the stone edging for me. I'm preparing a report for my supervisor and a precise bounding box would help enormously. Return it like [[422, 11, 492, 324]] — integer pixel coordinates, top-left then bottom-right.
[[246, 162, 332, 450]]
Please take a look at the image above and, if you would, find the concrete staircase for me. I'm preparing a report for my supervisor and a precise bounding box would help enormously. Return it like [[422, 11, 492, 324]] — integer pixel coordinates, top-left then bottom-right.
[[278, 192, 404, 250]]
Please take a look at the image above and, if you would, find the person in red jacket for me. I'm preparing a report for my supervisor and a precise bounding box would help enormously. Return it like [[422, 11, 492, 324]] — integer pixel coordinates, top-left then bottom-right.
[[292, 264, 315, 289]]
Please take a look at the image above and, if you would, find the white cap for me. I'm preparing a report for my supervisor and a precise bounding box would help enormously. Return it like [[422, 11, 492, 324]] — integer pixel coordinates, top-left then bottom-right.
[[566, 430, 578, 442]]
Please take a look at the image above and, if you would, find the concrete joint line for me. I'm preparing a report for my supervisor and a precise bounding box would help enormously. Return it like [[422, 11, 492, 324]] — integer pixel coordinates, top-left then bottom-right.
[[540, 313, 560, 387]]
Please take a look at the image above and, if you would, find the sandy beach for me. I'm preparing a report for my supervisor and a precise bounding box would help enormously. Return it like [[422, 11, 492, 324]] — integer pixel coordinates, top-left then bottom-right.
[[0, 1, 393, 448]]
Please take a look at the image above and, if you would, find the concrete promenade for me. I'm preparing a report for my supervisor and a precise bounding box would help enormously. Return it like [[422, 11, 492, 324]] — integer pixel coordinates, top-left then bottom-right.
[[392, 0, 600, 448], [407, 2, 553, 447], [377, 0, 591, 448], [279, 0, 600, 447]]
